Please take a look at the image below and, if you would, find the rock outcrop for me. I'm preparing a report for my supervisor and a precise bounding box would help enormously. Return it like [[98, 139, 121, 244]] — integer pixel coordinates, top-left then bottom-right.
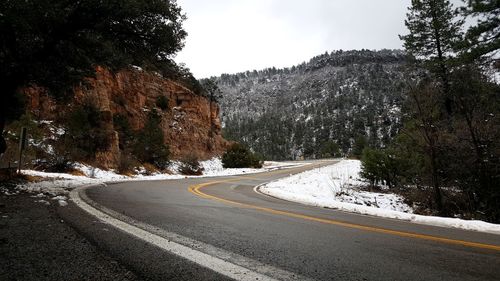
[[26, 67, 228, 168]]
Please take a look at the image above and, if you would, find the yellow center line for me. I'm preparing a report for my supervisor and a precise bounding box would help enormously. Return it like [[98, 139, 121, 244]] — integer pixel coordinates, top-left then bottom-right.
[[188, 172, 500, 252]]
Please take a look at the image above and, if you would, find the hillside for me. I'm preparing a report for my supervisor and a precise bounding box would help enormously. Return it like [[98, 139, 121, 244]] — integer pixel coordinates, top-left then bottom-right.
[[216, 49, 409, 160]]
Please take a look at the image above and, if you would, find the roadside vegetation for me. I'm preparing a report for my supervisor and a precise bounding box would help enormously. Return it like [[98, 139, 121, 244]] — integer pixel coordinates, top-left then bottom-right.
[[178, 154, 204, 175], [360, 0, 500, 223], [222, 143, 263, 168]]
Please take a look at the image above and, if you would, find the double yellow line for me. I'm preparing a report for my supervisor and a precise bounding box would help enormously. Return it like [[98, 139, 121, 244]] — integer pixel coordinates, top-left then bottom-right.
[[188, 175, 500, 252]]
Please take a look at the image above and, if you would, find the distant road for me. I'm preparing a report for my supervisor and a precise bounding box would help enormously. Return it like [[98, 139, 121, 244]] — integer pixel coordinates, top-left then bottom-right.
[[63, 160, 500, 281]]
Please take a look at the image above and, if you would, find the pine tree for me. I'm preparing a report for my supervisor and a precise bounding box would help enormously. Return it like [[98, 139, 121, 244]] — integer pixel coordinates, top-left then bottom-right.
[[460, 0, 500, 65], [400, 0, 463, 101], [132, 110, 170, 169]]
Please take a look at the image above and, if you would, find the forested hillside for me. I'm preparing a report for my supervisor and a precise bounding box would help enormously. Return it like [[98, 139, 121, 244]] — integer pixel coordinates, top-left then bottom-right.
[[217, 50, 409, 160]]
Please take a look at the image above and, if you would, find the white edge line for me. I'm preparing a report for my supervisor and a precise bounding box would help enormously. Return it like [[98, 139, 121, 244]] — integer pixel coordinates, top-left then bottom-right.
[[70, 185, 311, 281]]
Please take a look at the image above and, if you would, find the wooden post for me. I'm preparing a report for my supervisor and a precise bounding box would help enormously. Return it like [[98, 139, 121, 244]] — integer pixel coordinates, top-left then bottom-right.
[[17, 127, 27, 174]]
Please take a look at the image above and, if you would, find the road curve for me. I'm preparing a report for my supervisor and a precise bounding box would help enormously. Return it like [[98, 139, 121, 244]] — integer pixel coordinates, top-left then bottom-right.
[[64, 161, 500, 281]]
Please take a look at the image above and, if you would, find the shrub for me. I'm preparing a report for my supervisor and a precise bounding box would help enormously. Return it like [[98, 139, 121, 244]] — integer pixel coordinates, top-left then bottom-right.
[[222, 143, 262, 168], [142, 163, 159, 175], [117, 152, 138, 175], [178, 154, 204, 175], [34, 141, 75, 173], [41, 155, 74, 173], [319, 141, 340, 158], [360, 147, 407, 189], [156, 95, 169, 111]]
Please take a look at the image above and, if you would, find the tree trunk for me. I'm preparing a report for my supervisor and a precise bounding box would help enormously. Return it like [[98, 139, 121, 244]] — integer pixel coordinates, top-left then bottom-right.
[[430, 5, 451, 113], [430, 148, 444, 213], [410, 87, 444, 213]]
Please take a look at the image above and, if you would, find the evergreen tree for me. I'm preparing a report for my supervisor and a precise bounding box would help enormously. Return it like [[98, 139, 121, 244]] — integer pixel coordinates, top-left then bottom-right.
[[319, 141, 340, 158], [222, 143, 262, 168], [404, 81, 448, 212], [395, 0, 500, 220], [352, 136, 368, 159], [133, 110, 170, 169], [460, 0, 500, 64], [400, 0, 463, 105]]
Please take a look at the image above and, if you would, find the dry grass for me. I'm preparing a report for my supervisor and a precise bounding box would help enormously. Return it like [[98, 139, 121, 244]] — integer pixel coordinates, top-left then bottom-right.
[[68, 170, 86, 177], [142, 163, 159, 175]]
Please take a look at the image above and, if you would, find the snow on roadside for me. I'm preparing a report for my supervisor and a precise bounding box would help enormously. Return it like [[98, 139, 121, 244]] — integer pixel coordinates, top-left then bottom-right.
[[74, 163, 128, 181], [199, 158, 263, 176], [259, 160, 500, 234], [200, 158, 305, 176], [6, 158, 306, 206], [260, 160, 410, 212]]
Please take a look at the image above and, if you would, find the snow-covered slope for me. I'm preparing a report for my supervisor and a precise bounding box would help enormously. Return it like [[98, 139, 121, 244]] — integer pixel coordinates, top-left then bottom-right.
[[259, 160, 500, 234], [217, 50, 409, 160], [260, 160, 411, 213]]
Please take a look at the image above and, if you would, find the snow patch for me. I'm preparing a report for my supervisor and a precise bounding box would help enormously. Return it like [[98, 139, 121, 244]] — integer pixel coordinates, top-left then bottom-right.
[[259, 160, 500, 234]]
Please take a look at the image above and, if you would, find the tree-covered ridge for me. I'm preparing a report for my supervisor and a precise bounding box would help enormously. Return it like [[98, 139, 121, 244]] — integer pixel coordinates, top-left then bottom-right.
[[217, 49, 409, 160]]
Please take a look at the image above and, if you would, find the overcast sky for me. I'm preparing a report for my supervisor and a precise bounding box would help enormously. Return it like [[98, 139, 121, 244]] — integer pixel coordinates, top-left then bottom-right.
[[175, 0, 412, 78]]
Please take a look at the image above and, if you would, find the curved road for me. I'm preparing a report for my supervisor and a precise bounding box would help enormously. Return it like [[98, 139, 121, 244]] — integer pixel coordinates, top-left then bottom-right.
[[62, 161, 500, 281]]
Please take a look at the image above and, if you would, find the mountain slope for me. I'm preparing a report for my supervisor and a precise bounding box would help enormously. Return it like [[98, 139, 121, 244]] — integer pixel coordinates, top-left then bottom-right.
[[217, 49, 409, 160]]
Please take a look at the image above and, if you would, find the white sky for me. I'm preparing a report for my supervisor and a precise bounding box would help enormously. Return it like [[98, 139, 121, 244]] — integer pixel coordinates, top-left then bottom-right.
[[175, 0, 412, 78]]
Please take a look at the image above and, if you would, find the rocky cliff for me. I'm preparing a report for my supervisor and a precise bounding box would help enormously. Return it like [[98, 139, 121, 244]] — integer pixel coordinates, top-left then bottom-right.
[[26, 67, 228, 168]]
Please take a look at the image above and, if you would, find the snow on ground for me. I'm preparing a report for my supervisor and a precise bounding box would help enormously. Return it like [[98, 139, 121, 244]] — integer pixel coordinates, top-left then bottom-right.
[[201, 158, 306, 176], [260, 160, 411, 213], [259, 160, 500, 234], [199, 158, 265, 176], [4, 158, 305, 206]]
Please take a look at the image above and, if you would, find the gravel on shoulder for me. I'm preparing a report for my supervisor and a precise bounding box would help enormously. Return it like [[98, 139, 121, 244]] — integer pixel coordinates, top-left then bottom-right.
[[0, 191, 141, 281]]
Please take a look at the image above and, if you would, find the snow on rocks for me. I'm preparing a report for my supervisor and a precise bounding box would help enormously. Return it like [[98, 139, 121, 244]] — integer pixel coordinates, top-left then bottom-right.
[[259, 159, 500, 234], [51, 195, 68, 206]]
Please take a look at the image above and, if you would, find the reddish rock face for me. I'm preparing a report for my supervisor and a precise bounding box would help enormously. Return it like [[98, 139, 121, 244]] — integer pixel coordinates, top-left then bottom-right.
[[26, 67, 229, 168]]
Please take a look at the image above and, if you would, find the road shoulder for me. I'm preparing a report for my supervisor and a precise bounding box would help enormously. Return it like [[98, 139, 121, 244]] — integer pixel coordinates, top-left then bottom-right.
[[0, 192, 139, 281]]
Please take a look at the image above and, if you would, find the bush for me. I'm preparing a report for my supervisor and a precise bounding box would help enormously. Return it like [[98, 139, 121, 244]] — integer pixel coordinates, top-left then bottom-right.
[[319, 141, 340, 158], [222, 143, 262, 168], [156, 95, 169, 111], [117, 152, 138, 175], [40, 155, 74, 173], [178, 154, 203, 175], [34, 141, 75, 173], [360, 147, 405, 189]]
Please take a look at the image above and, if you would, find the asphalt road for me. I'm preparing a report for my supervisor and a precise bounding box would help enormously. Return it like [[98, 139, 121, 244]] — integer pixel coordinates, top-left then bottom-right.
[[65, 161, 500, 281]]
